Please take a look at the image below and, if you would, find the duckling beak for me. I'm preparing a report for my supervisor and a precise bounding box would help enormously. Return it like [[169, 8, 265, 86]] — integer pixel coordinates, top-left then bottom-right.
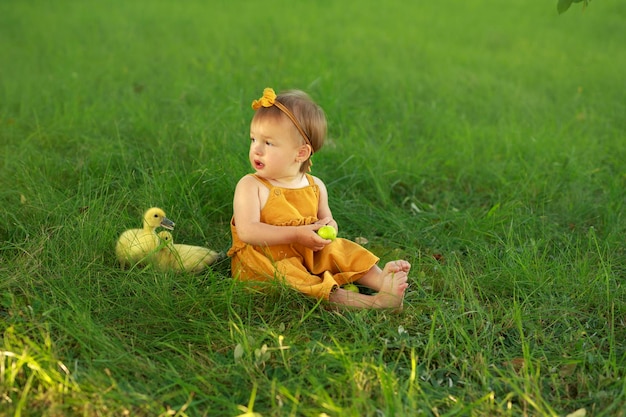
[[161, 217, 175, 230]]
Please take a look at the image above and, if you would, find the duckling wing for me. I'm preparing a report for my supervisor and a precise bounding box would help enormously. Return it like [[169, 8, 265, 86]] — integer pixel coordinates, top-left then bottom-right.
[[115, 228, 160, 267], [172, 243, 221, 273], [116, 228, 140, 267]]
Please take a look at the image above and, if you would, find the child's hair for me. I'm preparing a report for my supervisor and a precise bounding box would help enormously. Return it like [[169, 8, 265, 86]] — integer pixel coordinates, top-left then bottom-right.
[[252, 89, 327, 173]]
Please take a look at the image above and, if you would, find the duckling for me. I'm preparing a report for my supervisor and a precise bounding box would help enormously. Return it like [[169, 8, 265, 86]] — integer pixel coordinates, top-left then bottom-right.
[[155, 231, 222, 273], [115, 207, 175, 269]]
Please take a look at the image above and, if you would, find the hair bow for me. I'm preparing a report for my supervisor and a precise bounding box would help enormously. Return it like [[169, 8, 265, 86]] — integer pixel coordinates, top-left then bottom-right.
[[251, 88, 277, 110]]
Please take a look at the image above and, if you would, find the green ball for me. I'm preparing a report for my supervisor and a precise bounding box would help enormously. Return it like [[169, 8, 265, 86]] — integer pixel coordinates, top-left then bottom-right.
[[317, 225, 337, 241], [343, 284, 359, 293]]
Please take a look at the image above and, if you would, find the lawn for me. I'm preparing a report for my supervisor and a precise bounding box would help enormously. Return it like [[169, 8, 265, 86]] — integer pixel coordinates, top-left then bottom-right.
[[1, 0, 625, 416]]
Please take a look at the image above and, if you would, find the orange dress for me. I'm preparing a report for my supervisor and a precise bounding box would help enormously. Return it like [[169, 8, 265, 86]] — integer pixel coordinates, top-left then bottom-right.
[[227, 174, 379, 300]]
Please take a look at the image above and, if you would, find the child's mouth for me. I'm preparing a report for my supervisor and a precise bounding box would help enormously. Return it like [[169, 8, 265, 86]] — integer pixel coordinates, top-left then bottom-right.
[[254, 160, 264, 169]]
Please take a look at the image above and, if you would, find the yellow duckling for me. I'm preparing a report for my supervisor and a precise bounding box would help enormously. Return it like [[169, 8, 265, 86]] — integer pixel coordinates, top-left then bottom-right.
[[155, 231, 221, 273], [115, 207, 175, 269]]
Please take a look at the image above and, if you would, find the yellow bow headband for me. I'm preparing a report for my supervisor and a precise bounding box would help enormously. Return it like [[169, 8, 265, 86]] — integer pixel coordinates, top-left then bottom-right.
[[252, 88, 312, 150]]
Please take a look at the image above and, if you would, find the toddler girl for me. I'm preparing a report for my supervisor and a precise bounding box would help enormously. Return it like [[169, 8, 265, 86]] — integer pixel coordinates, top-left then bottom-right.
[[227, 88, 409, 309]]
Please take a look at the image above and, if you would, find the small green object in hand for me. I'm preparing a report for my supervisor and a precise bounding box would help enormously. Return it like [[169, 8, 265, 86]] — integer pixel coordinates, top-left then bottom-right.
[[317, 225, 337, 241]]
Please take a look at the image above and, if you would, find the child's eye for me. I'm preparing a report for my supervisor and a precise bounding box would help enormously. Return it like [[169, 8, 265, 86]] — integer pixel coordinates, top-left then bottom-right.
[[265, 141, 273, 146]]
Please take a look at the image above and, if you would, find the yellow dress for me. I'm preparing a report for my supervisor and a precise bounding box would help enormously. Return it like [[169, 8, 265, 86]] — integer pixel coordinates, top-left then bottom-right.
[[228, 174, 379, 300]]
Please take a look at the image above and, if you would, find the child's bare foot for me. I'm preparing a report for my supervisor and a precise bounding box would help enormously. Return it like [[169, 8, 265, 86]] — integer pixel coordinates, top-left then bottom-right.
[[373, 261, 409, 310], [384, 260, 411, 274]]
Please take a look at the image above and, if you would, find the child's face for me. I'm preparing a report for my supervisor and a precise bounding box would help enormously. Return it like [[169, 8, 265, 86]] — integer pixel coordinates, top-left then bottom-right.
[[249, 115, 305, 179]]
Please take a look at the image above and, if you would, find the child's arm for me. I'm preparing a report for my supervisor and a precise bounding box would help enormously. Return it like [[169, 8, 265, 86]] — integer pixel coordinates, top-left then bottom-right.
[[313, 176, 338, 232], [233, 175, 330, 250]]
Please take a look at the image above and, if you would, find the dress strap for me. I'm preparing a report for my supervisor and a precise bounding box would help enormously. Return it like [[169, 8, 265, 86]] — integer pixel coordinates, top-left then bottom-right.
[[304, 173, 315, 186]]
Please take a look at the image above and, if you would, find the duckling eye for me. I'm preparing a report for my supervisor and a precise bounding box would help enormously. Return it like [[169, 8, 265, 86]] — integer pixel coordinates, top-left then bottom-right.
[[154, 214, 159, 218]]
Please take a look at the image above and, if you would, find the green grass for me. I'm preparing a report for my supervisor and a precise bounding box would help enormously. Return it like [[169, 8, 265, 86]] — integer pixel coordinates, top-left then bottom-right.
[[1, 0, 625, 415]]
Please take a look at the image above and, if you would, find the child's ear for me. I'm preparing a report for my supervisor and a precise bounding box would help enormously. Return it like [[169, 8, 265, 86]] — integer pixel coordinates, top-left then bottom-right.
[[297, 144, 312, 161]]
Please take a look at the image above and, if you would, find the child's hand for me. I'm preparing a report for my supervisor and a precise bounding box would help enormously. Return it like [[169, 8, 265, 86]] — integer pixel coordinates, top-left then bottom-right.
[[297, 224, 333, 251]]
